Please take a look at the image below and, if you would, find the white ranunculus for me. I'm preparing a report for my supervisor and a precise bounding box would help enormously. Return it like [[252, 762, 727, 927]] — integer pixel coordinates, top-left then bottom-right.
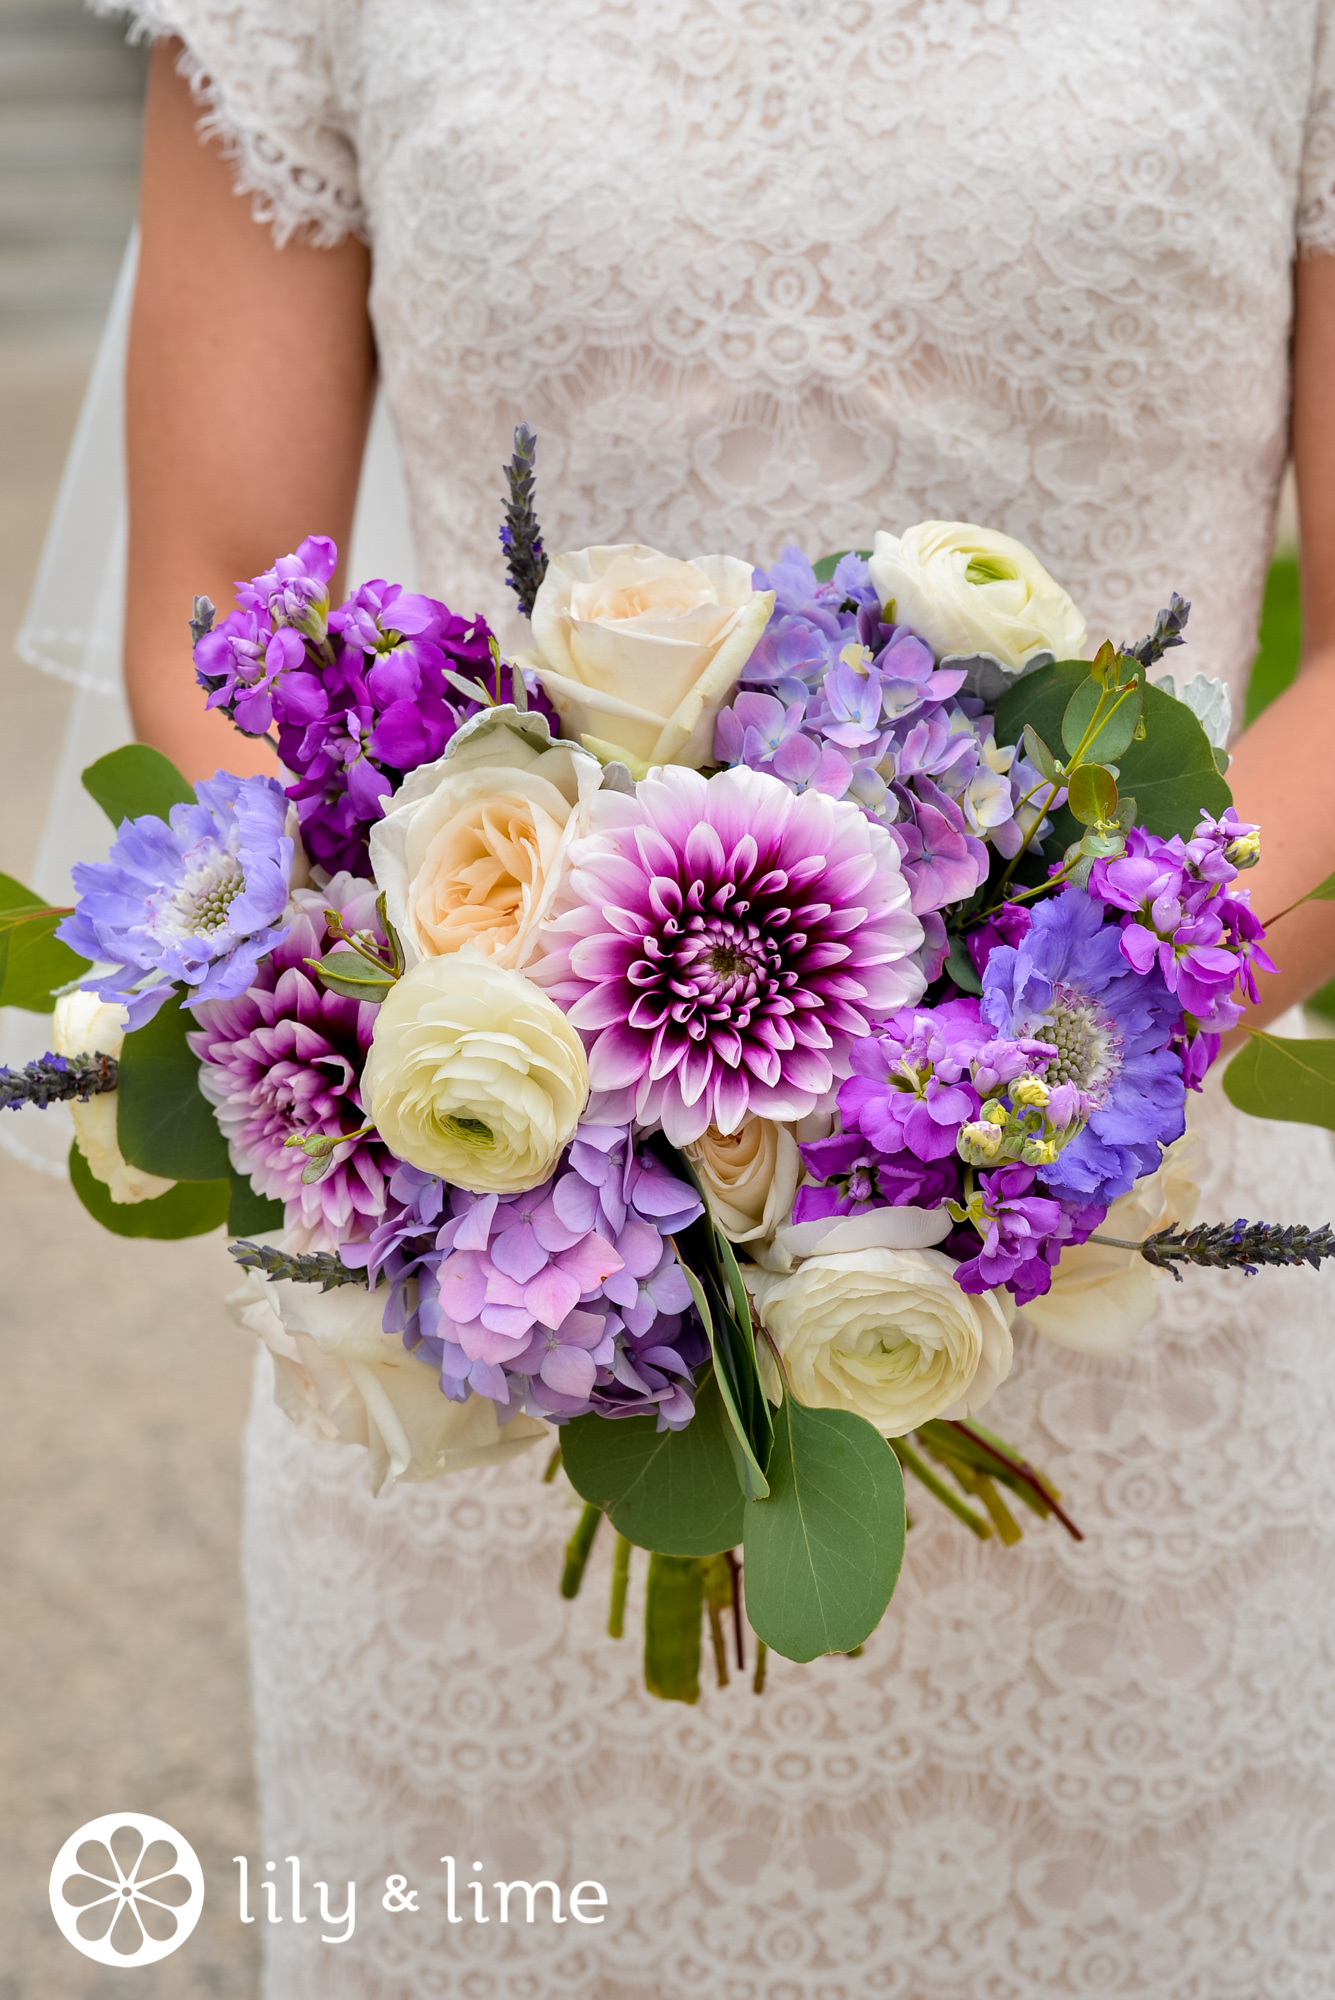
[[227, 1262, 549, 1494], [869, 521, 1086, 680], [1151, 670, 1232, 752], [747, 1236, 1013, 1437], [522, 543, 774, 772], [369, 707, 603, 973], [684, 1115, 801, 1246], [360, 950, 588, 1192], [1021, 1137, 1201, 1357], [52, 989, 176, 1204]]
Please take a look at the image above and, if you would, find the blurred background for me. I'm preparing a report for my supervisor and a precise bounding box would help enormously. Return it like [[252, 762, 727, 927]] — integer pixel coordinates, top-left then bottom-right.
[[0, 4, 259, 1995], [0, 4, 1313, 1994]]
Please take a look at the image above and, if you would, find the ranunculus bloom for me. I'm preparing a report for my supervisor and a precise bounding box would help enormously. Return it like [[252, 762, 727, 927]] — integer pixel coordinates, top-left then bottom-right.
[[523, 543, 774, 770], [51, 990, 175, 1205], [747, 1237, 1012, 1436], [361, 951, 589, 1193], [1021, 1136, 1201, 1356], [369, 708, 602, 973], [869, 522, 1086, 680], [227, 1260, 549, 1494], [684, 1115, 801, 1245]]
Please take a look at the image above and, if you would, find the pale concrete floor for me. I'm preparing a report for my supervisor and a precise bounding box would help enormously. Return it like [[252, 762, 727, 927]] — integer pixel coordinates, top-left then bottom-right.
[[0, 352, 261, 1994]]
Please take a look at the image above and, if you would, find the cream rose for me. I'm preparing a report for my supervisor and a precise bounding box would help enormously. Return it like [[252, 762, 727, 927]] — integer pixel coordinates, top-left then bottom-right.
[[1021, 1137, 1201, 1357], [52, 989, 176, 1204], [227, 1261, 549, 1494], [747, 1230, 1013, 1437], [369, 708, 602, 973], [869, 522, 1086, 680], [684, 1116, 801, 1245], [522, 543, 774, 772], [360, 950, 588, 1192]]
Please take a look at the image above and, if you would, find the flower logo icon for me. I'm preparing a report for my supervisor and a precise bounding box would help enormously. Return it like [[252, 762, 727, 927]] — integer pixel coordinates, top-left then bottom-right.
[[49, 1812, 205, 1966]]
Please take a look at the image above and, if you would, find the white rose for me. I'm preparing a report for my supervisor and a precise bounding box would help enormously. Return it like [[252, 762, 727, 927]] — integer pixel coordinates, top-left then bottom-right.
[[227, 1262, 549, 1494], [522, 543, 774, 772], [869, 521, 1086, 680], [747, 1231, 1013, 1438], [360, 950, 588, 1192], [52, 989, 176, 1204], [684, 1115, 801, 1246], [369, 707, 603, 973], [1021, 1137, 1201, 1357]]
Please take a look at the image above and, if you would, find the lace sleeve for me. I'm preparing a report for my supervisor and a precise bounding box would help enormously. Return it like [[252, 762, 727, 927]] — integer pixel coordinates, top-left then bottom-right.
[[1299, 0, 1335, 255], [91, 0, 363, 247]]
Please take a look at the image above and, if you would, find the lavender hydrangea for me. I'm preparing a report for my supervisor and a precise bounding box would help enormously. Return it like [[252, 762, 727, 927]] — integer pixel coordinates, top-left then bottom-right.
[[187, 876, 393, 1247], [57, 772, 292, 1027], [354, 1129, 708, 1429]]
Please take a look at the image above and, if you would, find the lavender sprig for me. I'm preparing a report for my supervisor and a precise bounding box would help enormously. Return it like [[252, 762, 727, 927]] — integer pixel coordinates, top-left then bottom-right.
[[0, 1051, 117, 1111], [229, 1238, 368, 1291], [499, 423, 548, 618], [1122, 592, 1191, 669], [1092, 1217, 1335, 1279]]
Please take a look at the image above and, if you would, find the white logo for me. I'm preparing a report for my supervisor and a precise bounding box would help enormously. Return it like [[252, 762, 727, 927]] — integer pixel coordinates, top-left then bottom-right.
[[49, 1813, 205, 1966]]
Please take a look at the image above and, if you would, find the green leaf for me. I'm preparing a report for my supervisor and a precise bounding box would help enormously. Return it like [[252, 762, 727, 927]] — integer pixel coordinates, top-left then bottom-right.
[[741, 1394, 906, 1663], [1222, 1031, 1335, 1131], [116, 991, 231, 1181], [944, 930, 983, 995], [811, 549, 873, 584], [1066, 763, 1119, 826], [228, 1171, 285, 1236], [82, 744, 194, 828], [1021, 724, 1061, 783], [643, 1554, 703, 1703], [996, 659, 1230, 842], [675, 1253, 771, 1500], [307, 950, 397, 1002], [1295, 870, 1335, 908], [68, 1143, 229, 1239], [1212, 744, 1230, 777], [1060, 672, 1142, 764], [0, 874, 89, 1011], [560, 1367, 746, 1556]]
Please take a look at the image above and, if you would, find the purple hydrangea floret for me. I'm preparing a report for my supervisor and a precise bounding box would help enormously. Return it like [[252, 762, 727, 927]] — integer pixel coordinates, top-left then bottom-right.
[[57, 771, 292, 1028]]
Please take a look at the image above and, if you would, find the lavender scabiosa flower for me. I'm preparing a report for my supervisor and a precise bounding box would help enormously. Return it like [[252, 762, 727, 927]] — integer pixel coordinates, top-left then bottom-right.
[[57, 772, 292, 1027], [535, 763, 925, 1145], [981, 887, 1186, 1205], [187, 876, 393, 1247]]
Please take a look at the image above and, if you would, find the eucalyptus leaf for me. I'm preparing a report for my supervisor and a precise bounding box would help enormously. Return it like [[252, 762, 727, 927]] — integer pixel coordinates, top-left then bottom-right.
[[69, 1143, 229, 1240], [308, 950, 397, 1001], [1066, 763, 1119, 827], [117, 991, 231, 1181], [560, 1367, 746, 1556], [228, 1172, 285, 1236], [82, 744, 194, 828], [1021, 724, 1061, 782], [1060, 672, 1142, 764], [1223, 1032, 1335, 1131], [1295, 870, 1335, 908], [0, 874, 88, 1011], [996, 659, 1230, 841], [741, 1394, 906, 1662]]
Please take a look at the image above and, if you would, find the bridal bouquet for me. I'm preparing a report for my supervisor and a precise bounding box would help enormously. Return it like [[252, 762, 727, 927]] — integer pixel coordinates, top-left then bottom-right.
[[6, 430, 1333, 1701]]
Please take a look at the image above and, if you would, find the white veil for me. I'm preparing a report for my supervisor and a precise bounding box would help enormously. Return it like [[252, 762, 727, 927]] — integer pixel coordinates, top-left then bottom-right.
[[2, 229, 416, 1172]]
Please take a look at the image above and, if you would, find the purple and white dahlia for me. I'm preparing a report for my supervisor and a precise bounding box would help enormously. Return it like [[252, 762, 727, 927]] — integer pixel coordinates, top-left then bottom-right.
[[535, 764, 925, 1145], [58, 772, 292, 1027], [187, 876, 392, 1246]]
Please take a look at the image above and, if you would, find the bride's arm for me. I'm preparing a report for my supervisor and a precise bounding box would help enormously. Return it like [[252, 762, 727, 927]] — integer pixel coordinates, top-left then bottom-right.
[[1221, 252, 1335, 1030], [126, 41, 376, 781]]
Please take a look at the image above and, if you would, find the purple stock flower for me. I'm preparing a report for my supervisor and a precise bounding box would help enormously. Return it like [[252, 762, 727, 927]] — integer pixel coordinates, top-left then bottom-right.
[[187, 876, 393, 1246], [792, 1130, 962, 1222], [839, 999, 992, 1162], [538, 763, 925, 1145], [236, 534, 338, 643], [950, 1164, 1104, 1308], [58, 772, 292, 1027], [981, 887, 1186, 1205]]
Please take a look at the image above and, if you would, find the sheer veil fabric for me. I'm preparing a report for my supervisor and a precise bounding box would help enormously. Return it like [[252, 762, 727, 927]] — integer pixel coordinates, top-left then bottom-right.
[[16, 1, 1335, 1991]]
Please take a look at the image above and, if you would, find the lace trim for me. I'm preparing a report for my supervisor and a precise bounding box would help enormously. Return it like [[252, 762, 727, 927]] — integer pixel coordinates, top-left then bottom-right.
[[90, 1, 364, 249]]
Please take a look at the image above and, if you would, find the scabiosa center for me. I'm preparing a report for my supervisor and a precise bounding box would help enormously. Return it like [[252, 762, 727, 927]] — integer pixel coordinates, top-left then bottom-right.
[[1033, 983, 1123, 1104]]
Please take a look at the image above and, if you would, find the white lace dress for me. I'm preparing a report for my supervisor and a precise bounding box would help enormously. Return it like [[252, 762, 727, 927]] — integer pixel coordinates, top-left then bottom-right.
[[104, 3, 1335, 1993]]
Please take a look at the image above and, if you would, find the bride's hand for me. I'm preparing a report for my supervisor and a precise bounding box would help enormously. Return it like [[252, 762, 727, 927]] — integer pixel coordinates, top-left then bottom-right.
[[126, 40, 376, 782]]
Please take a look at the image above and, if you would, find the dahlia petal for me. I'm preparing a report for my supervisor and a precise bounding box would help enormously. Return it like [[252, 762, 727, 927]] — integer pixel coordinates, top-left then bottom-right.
[[589, 1023, 652, 1088]]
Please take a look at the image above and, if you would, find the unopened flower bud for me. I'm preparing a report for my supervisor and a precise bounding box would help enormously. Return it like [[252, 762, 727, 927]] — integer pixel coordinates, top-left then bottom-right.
[[1010, 1072, 1051, 1108], [957, 1120, 1004, 1165], [980, 1100, 1010, 1126], [1225, 828, 1261, 869], [1020, 1136, 1060, 1167]]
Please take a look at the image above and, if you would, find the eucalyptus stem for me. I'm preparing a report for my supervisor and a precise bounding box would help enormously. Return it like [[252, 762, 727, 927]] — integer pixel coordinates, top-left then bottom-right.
[[752, 1638, 768, 1695], [560, 1502, 602, 1599], [608, 1533, 632, 1638], [890, 1438, 992, 1538]]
